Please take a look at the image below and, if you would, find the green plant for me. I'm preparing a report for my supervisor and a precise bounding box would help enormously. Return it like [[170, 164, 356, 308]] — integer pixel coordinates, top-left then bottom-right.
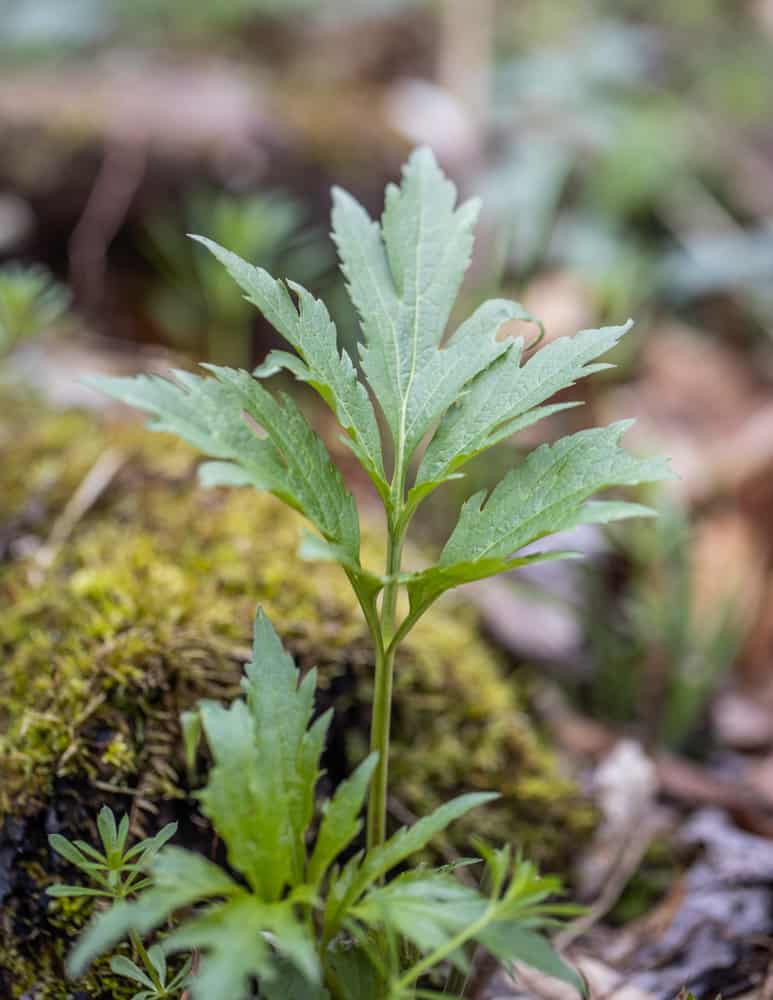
[[585, 506, 741, 751], [63, 610, 582, 999], [0, 263, 70, 357], [144, 189, 333, 367], [81, 147, 671, 995], [47, 807, 189, 998]]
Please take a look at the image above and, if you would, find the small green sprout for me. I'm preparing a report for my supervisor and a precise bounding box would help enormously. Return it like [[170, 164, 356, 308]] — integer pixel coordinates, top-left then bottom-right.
[[144, 189, 332, 367], [0, 263, 71, 357], [48, 807, 183, 998]]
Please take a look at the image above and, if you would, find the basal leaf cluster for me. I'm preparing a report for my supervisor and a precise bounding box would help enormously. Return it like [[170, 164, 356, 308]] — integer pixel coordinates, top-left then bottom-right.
[[62, 613, 581, 999]]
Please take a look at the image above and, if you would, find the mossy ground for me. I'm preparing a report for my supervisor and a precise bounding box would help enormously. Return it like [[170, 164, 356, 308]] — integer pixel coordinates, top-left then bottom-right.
[[0, 390, 594, 997]]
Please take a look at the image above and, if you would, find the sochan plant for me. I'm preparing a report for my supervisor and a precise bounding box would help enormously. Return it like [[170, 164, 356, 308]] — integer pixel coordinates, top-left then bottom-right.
[[69, 147, 671, 997]]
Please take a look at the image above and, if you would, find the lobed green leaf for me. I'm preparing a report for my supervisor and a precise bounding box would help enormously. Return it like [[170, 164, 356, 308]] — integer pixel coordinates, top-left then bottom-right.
[[408, 423, 672, 612], [85, 367, 360, 563], [161, 896, 319, 1000], [192, 234, 387, 498], [197, 609, 329, 899], [416, 322, 634, 492], [333, 149, 514, 488], [353, 870, 483, 968], [478, 923, 583, 992]]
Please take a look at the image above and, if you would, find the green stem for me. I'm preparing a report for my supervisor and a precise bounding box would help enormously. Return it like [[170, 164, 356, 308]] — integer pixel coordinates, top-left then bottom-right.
[[393, 902, 497, 991], [384, 604, 424, 660], [130, 928, 164, 993], [323, 961, 349, 1000], [367, 638, 396, 853], [366, 522, 404, 853]]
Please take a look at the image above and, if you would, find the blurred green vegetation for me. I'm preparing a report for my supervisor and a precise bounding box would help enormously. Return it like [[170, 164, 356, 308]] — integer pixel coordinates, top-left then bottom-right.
[[142, 190, 335, 367], [3, 0, 771, 339], [0, 0, 418, 55], [583, 507, 742, 752], [0, 264, 70, 359], [486, 8, 773, 335]]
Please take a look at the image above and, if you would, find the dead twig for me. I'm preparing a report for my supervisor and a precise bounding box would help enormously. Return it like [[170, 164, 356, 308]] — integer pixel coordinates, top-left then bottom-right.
[[33, 447, 126, 577], [556, 818, 657, 951], [69, 139, 146, 307]]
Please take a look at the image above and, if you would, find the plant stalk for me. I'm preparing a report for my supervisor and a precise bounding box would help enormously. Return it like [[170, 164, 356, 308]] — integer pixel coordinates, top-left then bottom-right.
[[367, 638, 396, 852], [394, 901, 497, 991], [366, 523, 403, 853], [130, 928, 164, 992]]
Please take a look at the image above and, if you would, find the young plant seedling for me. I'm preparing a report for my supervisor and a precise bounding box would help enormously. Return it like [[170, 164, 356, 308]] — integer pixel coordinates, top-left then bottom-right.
[[48, 807, 186, 999], [64, 611, 582, 999], [0, 263, 70, 357], [80, 148, 672, 996]]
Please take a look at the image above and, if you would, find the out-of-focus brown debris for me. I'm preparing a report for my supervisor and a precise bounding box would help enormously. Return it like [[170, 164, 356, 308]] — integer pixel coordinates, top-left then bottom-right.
[[521, 271, 597, 345], [0, 58, 272, 161], [690, 510, 764, 635], [600, 322, 773, 502]]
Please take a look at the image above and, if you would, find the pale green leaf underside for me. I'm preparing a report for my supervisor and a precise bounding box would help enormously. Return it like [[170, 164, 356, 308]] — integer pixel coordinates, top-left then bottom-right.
[[161, 896, 319, 1000]]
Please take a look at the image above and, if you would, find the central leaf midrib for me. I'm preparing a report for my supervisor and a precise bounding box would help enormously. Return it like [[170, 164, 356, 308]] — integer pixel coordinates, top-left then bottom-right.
[[393, 165, 428, 493]]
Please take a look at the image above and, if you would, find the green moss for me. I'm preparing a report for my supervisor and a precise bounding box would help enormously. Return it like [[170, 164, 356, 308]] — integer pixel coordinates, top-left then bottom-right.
[[1, 891, 145, 1000], [0, 392, 593, 995]]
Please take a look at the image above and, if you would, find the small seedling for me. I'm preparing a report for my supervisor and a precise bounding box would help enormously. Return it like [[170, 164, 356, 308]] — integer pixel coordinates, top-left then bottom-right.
[[585, 506, 740, 750], [0, 263, 70, 357], [48, 807, 185, 998]]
